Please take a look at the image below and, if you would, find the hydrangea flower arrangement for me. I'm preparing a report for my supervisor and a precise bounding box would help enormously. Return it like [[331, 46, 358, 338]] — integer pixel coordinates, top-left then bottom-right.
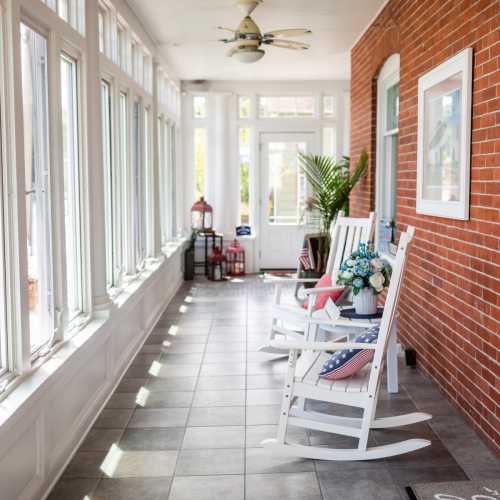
[[336, 242, 391, 296]]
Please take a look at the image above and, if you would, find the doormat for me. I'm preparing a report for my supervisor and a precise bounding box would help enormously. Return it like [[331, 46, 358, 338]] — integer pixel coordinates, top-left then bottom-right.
[[406, 479, 500, 500]]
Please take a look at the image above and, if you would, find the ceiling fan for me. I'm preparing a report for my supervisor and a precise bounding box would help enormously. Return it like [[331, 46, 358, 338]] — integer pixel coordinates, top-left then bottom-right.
[[218, 0, 312, 63]]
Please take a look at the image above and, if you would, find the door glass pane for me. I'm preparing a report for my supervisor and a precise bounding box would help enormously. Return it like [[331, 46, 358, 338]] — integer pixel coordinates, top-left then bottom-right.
[[194, 128, 206, 199], [386, 83, 399, 131], [21, 24, 53, 351], [239, 128, 250, 225], [267, 141, 307, 224], [61, 54, 82, 323]]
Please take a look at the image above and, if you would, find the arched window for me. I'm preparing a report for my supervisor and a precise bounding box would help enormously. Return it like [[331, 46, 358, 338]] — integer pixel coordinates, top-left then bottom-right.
[[376, 54, 400, 253]]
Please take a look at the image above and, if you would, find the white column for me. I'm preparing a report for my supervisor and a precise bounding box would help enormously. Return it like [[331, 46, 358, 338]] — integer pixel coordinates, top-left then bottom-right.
[[151, 61, 162, 257], [212, 92, 233, 235], [85, 0, 112, 312]]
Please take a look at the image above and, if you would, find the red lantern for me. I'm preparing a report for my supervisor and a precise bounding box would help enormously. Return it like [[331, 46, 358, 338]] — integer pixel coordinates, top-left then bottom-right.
[[191, 197, 213, 232], [225, 240, 246, 276], [207, 247, 226, 281]]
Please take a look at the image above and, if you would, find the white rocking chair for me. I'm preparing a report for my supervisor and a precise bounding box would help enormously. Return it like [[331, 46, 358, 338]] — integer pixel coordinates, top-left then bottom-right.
[[262, 226, 432, 460], [258, 212, 376, 354]]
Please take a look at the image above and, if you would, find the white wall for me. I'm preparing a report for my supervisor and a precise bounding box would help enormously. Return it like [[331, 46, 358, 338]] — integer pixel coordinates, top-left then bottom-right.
[[0, 248, 184, 500], [182, 80, 350, 272]]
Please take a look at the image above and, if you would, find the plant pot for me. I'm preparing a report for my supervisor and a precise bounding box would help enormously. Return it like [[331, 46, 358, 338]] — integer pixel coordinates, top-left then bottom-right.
[[353, 287, 378, 315]]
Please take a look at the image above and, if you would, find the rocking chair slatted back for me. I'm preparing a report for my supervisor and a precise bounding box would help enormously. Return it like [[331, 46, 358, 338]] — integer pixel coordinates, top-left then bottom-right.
[[326, 212, 376, 282]]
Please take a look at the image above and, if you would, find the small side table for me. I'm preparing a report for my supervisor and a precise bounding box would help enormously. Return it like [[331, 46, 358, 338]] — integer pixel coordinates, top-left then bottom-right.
[[193, 231, 224, 276]]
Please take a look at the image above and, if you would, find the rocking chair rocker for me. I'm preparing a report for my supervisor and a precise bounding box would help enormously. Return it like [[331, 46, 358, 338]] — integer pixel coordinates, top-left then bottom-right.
[[262, 226, 432, 460]]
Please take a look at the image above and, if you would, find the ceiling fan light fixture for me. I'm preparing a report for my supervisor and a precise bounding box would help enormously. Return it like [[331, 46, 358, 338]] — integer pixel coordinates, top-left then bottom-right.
[[233, 48, 265, 63]]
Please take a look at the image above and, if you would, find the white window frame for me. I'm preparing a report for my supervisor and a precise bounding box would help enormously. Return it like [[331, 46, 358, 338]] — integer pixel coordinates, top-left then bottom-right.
[[376, 54, 400, 252]]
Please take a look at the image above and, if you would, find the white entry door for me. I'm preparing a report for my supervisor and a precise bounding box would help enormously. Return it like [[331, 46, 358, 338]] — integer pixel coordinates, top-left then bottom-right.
[[259, 132, 314, 270]]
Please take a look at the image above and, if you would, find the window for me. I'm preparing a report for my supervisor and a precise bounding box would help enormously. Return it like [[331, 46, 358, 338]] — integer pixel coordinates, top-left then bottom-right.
[[0, 113, 6, 375], [194, 128, 207, 200], [238, 96, 251, 119], [101, 81, 115, 289], [117, 24, 126, 70], [61, 54, 83, 323], [322, 127, 336, 158], [132, 101, 144, 269], [376, 55, 400, 252], [323, 96, 335, 118], [193, 96, 206, 118], [143, 107, 152, 255], [259, 96, 315, 118], [119, 92, 128, 271], [169, 124, 177, 238], [239, 128, 250, 225], [21, 24, 54, 352], [97, 8, 106, 54], [158, 119, 168, 245], [131, 40, 137, 79]]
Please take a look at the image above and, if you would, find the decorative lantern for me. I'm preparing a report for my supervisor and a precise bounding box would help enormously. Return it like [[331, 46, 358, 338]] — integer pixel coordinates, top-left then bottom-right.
[[191, 197, 213, 232], [225, 240, 246, 276], [207, 247, 226, 281]]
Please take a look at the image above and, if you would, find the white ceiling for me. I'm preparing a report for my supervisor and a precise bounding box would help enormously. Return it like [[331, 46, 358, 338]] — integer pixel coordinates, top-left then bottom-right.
[[127, 0, 384, 81]]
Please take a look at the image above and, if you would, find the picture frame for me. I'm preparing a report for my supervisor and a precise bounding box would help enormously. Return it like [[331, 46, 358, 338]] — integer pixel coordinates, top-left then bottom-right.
[[416, 48, 473, 220]]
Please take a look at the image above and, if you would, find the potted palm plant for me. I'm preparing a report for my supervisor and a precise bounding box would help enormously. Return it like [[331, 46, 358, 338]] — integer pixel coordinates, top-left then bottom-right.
[[298, 150, 368, 274]]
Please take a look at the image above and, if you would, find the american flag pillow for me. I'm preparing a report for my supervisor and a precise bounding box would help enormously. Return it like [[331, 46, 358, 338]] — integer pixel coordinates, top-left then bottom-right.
[[319, 326, 379, 380]]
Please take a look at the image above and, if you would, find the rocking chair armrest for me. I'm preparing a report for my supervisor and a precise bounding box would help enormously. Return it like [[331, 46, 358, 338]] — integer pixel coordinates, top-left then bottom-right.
[[308, 317, 379, 329], [269, 339, 377, 352], [264, 277, 319, 285], [304, 286, 344, 296]]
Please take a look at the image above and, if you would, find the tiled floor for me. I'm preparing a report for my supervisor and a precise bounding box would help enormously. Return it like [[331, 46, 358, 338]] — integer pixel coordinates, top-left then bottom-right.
[[49, 277, 500, 500]]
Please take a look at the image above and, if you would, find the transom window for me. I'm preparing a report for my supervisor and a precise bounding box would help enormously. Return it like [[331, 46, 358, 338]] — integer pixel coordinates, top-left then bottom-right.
[[323, 95, 335, 118], [258, 96, 315, 118], [193, 96, 207, 119], [238, 96, 251, 119]]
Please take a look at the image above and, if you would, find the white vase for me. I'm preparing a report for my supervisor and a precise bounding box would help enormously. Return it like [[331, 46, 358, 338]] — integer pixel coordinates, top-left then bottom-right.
[[353, 287, 378, 315]]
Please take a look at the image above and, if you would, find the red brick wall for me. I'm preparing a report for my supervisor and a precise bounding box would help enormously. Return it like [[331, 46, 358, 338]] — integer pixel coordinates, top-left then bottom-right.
[[350, 0, 500, 454]]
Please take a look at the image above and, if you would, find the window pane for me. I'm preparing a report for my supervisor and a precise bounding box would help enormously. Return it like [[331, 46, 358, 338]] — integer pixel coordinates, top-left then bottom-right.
[[119, 92, 128, 272], [21, 24, 54, 351], [259, 96, 315, 118], [158, 119, 167, 245], [239, 128, 250, 225], [323, 127, 336, 158], [0, 109, 6, 373], [194, 128, 207, 200], [61, 54, 83, 323], [143, 108, 152, 255], [239, 96, 251, 119], [323, 96, 335, 118], [132, 101, 144, 268], [169, 124, 177, 238], [101, 81, 114, 289], [386, 83, 399, 131], [267, 141, 307, 224], [117, 25, 125, 70], [58, 0, 69, 21], [193, 96, 206, 118], [98, 9, 105, 53]]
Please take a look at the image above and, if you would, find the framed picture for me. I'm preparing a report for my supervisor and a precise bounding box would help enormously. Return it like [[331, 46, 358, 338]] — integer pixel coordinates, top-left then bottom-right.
[[416, 48, 473, 219]]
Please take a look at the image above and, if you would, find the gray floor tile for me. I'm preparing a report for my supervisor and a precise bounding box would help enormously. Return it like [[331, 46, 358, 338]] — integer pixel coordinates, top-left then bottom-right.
[[106, 393, 138, 409], [116, 378, 148, 393], [182, 426, 245, 449], [204, 342, 246, 353], [196, 375, 246, 391], [246, 361, 286, 375], [246, 374, 285, 389], [146, 377, 198, 392], [119, 428, 185, 450], [202, 351, 246, 363], [318, 469, 402, 500], [100, 449, 178, 478], [193, 390, 246, 407], [168, 474, 244, 500], [47, 478, 99, 500], [92, 477, 172, 500], [199, 363, 246, 376], [246, 405, 281, 425], [160, 353, 204, 364], [149, 363, 200, 378], [188, 406, 245, 426], [245, 425, 308, 447], [246, 389, 282, 406], [80, 429, 123, 452], [161, 343, 206, 354], [135, 390, 194, 409], [175, 448, 244, 475], [63, 451, 106, 478], [246, 472, 322, 500], [131, 354, 161, 366], [388, 464, 468, 487], [94, 409, 133, 429], [245, 447, 314, 474], [129, 408, 190, 428]]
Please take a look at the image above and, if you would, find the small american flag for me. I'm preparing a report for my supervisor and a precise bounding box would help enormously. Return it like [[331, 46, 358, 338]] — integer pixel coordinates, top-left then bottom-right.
[[299, 241, 312, 270]]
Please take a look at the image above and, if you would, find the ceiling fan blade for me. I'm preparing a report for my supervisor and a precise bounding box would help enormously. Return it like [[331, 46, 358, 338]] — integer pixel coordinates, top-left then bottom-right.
[[266, 39, 310, 50], [217, 26, 237, 33], [226, 45, 240, 57], [219, 37, 238, 43], [263, 28, 312, 39]]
